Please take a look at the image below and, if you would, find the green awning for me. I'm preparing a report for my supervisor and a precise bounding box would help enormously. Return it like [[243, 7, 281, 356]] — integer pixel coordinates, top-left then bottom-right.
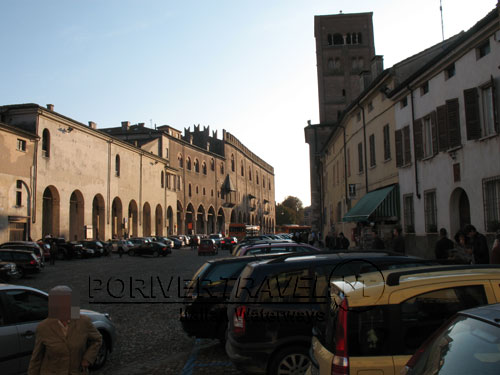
[[343, 185, 399, 222]]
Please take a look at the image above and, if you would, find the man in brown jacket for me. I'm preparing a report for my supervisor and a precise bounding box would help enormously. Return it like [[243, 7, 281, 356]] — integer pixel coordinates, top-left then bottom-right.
[[28, 286, 102, 375]]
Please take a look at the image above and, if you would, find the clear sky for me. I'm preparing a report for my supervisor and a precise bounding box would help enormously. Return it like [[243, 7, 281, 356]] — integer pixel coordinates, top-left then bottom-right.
[[1, 0, 496, 206]]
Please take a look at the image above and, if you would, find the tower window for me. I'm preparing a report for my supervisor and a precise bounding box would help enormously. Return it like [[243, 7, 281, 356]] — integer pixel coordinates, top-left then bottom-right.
[[333, 33, 344, 45]]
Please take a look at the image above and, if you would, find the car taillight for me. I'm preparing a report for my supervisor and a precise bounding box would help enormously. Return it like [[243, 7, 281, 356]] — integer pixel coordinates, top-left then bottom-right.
[[233, 306, 247, 336], [162, 247, 166, 251], [332, 298, 349, 375], [30, 259, 37, 265]]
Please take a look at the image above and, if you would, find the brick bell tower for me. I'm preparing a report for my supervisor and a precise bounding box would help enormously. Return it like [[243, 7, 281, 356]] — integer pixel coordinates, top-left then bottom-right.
[[306, 12, 376, 232]]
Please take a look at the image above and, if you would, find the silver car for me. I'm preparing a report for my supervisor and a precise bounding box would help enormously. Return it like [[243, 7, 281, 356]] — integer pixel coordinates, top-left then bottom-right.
[[0, 284, 116, 374]]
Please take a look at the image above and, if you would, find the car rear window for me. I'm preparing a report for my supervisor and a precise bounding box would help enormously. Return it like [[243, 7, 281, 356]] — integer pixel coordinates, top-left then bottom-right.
[[200, 240, 213, 245], [202, 261, 250, 286], [411, 315, 500, 375]]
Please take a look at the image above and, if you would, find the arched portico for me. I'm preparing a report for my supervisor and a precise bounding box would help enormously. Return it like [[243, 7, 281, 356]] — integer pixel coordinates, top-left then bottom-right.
[[42, 185, 60, 237], [92, 194, 105, 240], [128, 200, 138, 237], [196, 205, 205, 234], [143, 202, 151, 236], [155, 204, 163, 236], [69, 190, 84, 241], [111, 197, 123, 239]]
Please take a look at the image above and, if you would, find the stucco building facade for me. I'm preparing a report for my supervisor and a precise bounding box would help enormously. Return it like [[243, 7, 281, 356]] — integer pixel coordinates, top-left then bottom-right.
[[0, 104, 275, 242]]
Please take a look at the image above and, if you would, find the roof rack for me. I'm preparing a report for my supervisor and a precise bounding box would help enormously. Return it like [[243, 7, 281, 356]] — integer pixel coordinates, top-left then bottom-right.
[[386, 265, 500, 286]]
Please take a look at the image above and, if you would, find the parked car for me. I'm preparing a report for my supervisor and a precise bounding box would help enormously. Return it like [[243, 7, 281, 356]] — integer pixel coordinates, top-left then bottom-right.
[[153, 236, 175, 250], [108, 239, 134, 254], [0, 249, 41, 278], [36, 239, 51, 260], [225, 252, 440, 375], [221, 237, 238, 251], [168, 236, 183, 249], [0, 261, 19, 281], [178, 235, 190, 246], [209, 234, 224, 247], [231, 239, 293, 256], [401, 302, 500, 375], [308, 264, 500, 375], [234, 241, 322, 256], [0, 241, 45, 267], [79, 240, 105, 257], [128, 240, 171, 257], [0, 284, 116, 374], [198, 239, 218, 256], [181, 253, 294, 341]]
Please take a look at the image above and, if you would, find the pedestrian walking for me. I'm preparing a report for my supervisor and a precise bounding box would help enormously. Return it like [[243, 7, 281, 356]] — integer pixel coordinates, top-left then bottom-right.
[[464, 224, 490, 264], [50, 240, 57, 265], [118, 245, 124, 258]]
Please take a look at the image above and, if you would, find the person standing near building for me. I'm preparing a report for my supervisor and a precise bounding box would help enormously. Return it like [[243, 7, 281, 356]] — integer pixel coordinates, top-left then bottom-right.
[[391, 227, 405, 254], [464, 224, 490, 264], [490, 230, 500, 264], [338, 232, 350, 250], [434, 228, 455, 260], [371, 228, 385, 250]]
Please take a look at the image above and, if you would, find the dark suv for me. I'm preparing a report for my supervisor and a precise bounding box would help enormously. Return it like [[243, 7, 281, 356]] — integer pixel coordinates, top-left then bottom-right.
[[181, 253, 294, 341], [0, 242, 45, 266], [225, 251, 438, 375], [0, 249, 41, 278]]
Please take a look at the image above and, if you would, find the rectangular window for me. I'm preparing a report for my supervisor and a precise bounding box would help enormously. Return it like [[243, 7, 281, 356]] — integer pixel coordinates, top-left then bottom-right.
[[477, 40, 490, 59], [483, 176, 500, 232], [424, 190, 437, 233], [16, 191, 22, 206], [165, 148, 169, 159], [383, 124, 391, 160], [357, 142, 363, 173], [17, 139, 26, 151], [403, 194, 415, 233], [420, 81, 429, 96], [445, 63, 456, 79], [400, 97, 408, 108], [368, 101, 373, 112], [356, 112, 361, 122], [369, 134, 376, 167], [481, 84, 496, 136]]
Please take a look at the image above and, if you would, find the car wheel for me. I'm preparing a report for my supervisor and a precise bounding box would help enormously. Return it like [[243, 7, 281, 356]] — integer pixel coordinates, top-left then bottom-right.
[[153, 250, 159, 257], [269, 346, 310, 375], [91, 332, 109, 369], [128, 250, 135, 256]]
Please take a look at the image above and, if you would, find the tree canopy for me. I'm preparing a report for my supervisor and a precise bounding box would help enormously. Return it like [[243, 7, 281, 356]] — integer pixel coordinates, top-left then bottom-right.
[[276, 196, 304, 225]]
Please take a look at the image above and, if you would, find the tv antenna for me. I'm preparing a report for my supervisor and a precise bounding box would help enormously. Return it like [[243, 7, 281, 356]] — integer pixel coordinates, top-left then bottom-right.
[[440, 0, 445, 41]]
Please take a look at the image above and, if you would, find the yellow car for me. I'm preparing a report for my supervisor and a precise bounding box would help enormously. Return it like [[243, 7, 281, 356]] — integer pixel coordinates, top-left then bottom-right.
[[308, 265, 500, 375]]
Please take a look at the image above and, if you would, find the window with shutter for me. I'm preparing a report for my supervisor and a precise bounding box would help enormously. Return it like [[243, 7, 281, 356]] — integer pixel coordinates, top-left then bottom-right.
[[431, 111, 438, 155], [358, 142, 363, 173], [464, 88, 481, 140], [437, 105, 448, 151], [446, 98, 461, 147], [383, 124, 391, 160], [403, 126, 411, 165], [369, 134, 376, 167], [414, 119, 423, 160], [422, 116, 433, 158], [395, 129, 403, 167]]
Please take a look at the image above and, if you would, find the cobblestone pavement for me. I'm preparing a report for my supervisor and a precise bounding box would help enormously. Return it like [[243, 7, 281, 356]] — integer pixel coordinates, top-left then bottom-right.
[[13, 248, 244, 375]]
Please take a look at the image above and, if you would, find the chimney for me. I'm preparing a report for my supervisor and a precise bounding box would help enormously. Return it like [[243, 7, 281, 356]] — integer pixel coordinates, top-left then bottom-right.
[[371, 55, 384, 79], [88, 121, 97, 129], [121, 121, 130, 131], [138, 122, 145, 128], [46, 104, 54, 111]]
